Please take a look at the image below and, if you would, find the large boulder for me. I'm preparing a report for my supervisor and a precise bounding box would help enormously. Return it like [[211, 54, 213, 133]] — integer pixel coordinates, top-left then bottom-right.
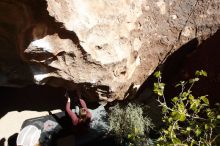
[[0, 0, 220, 102]]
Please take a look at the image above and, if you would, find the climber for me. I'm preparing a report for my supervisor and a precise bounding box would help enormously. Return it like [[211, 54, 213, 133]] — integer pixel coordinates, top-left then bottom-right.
[[65, 90, 109, 145], [65, 90, 92, 126]]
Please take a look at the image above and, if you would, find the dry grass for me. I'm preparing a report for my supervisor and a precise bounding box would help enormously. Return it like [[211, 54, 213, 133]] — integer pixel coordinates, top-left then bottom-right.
[[108, 103, 154, 144]]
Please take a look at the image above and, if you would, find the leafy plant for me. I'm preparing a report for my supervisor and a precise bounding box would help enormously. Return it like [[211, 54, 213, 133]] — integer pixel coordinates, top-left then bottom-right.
[[108, 103, 154, 146], [154, 70, 220, 146]]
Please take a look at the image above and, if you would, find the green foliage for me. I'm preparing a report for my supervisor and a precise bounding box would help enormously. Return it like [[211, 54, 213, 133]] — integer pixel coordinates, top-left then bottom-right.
[[154, 70, 220, 146], [108, 103, 154, 145]]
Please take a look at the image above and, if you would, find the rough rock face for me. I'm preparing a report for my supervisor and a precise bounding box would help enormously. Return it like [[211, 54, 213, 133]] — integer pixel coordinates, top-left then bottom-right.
[[0, 0, 220, 102]]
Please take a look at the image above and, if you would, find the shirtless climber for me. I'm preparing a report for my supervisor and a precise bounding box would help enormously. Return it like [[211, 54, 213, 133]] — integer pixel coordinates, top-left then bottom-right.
[[65, 90, 92, 126]]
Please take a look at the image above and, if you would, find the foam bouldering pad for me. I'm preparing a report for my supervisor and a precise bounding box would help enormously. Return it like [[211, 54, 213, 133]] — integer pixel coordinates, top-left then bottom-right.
[[20, 111, 105, 146]]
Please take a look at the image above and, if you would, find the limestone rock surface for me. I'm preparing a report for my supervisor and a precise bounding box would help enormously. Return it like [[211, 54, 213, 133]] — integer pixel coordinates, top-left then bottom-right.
[[0, 0, 220, 101]]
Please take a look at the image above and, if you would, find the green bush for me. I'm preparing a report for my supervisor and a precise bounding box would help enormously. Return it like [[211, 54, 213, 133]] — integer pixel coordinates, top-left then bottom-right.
[[153, 70, 220, 146], [108, 103, 154, 145]]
